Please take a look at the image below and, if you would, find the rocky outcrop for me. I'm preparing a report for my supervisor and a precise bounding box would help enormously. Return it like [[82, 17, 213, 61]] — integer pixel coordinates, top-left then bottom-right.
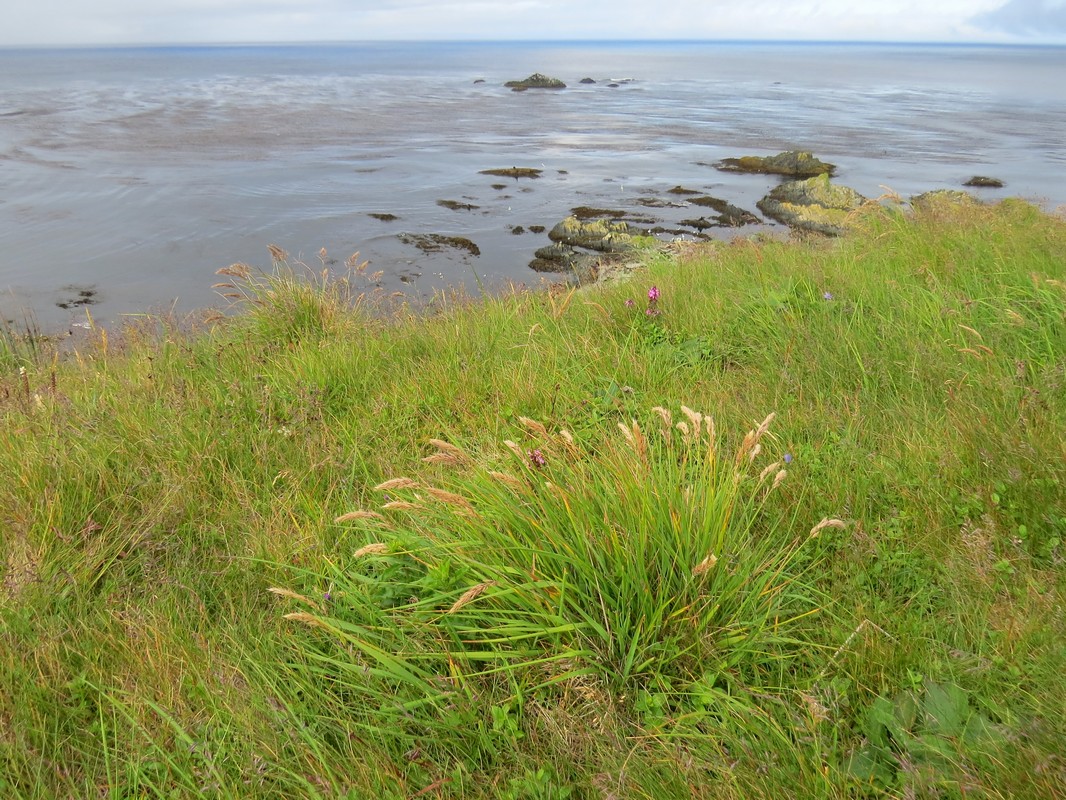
[[756, 174, 867, 236], [504, 73, 566, 91], [548, 216, 634, 253], [529, 216, 636, 279], [716, 150, 836, 178]]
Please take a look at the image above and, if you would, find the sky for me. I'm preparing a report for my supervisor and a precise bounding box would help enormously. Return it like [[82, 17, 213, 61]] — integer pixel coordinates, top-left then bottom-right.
[[3, 0, 1066, 46]]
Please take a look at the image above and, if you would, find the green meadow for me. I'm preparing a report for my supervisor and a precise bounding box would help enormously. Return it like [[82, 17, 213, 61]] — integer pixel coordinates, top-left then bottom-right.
[[1, 198, 1064, 798]]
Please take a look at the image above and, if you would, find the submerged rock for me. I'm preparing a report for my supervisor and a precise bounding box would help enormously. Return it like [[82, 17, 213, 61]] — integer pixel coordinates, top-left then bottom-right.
[[579, 77, 596, 84], [964, 176, 1005, 188], [480, 167, 543, 179], [756, 174, 867, 236], [504, 73, 566, 91], [687, 196, 760, 226], [437, 199, 480, 211], [368, 212, 399, 222], [716, 150, 836, 178], [397, 233, 480, 258]]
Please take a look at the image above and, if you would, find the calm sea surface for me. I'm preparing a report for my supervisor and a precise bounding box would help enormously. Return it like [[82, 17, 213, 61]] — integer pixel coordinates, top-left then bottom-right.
[[1, 41, 1064, 327]]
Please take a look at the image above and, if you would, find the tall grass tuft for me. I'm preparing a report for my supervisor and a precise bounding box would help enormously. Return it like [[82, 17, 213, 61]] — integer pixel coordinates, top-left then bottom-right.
[[273, 406, 825, 771]]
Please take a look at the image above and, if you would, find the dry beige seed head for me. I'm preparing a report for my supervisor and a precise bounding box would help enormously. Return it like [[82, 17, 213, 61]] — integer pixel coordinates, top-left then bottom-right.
[[519, 416, 548, 436], [283, 612, 333, 632], [617, 422, 636, 446], [422, 452, 461, 467], [704, 415, 715, 443], [735, 430, 757, 465], [651, 406, 673, 429], [772, 469, 788, 489], [558, 429, 575, 444], [353, 542, 390, 558], [680, 405, 703, 432], [504, 440, 525, 459], [447, 581, 495, 614], [488, 470, 524, 489], [809, 518, 847, 537], [425, 487, 472, 509], [267, 244, 288, 262], [428, 438, 467, 457], [692, 553, 718, 576], [758, 461, 782, 482], [334, 510, 386, 523], [374, 477, 419, 492], [675, 421, 691, 442], [211, 282, 236, 289], [748, 442, 763, 463], [268, 587, 323, 611], [755, 412, 777, 440], [382, 501, 423, 511], [216, 263, 253, 279], [346, 251, 367, 270]]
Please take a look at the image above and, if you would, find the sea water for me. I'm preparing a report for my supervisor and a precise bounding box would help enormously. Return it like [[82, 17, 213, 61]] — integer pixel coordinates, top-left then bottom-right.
[[1, 41, 1064, 327]]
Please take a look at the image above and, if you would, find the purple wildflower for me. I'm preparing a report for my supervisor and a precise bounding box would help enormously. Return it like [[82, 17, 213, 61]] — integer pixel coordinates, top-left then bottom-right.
[[822, 291, 834, 301], [648, 285, 661, 303], [783, 453, 793, 464], [528, 448, 547, 469], [624, 298, 636, 308]]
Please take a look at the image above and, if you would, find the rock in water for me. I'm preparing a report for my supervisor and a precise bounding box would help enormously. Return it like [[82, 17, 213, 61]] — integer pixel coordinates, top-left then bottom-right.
[[757, 174, 867, 236], [548, 216, 634, 253], [963, 176, 1004, 188], [716, 150, 836, 178], [504, 73, 567, 91]]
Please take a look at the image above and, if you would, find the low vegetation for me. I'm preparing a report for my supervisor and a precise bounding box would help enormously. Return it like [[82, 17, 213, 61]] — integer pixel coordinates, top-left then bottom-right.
[[1, 198, 1064, 798]]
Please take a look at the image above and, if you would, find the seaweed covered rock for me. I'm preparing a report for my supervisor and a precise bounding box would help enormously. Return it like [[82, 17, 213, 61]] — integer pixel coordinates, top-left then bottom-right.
[[504, 73, 566, 92], [686, 195, 760, 227], [756, 174, 867, 236], [716, 150, 836, 178]]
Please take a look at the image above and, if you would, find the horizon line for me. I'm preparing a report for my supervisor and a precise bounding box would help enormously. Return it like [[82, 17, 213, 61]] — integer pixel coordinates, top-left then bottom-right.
[[2, 37, 1064, 50]]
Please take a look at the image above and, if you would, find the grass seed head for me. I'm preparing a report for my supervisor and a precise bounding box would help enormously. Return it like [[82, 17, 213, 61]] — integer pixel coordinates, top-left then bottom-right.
[[692, 553, 718, 576], [809, 518, 847, 537], [353, 542, 390, 558], [268, 587, 323, 611], [519, 416, 548, 436], [447, 581, 495, 614], [382, 501, 423, 512], [373, 477, 419, 491], [772, 469, 788, 489]]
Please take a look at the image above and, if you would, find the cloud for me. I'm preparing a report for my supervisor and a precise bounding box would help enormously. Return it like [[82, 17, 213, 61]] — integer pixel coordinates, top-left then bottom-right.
[[0, 0, 1061, 45], [973, 0, 1066, 36]]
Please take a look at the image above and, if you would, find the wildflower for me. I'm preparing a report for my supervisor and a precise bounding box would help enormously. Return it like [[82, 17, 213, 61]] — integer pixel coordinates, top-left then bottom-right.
[[783, 453, 793, 464], [645, 307, 661, 317], [822, 291, 834, 301], [648, 285, 661, 303], [624, 298, 636, 308], [528, 448, 547, 468]]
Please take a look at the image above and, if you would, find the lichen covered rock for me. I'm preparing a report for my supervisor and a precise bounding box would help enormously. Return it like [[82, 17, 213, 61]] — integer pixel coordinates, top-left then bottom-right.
[[716, 150, 836, 178], [756, 174, 867, 236], [548, 216, 634, 253]]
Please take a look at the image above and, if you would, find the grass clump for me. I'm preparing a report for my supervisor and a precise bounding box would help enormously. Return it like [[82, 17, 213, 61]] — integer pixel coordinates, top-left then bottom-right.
[[0, 200, 1064, 798]]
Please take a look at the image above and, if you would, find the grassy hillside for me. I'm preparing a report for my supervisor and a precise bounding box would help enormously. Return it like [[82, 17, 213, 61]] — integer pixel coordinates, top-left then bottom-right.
[[1, 198, 1064, 798]]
